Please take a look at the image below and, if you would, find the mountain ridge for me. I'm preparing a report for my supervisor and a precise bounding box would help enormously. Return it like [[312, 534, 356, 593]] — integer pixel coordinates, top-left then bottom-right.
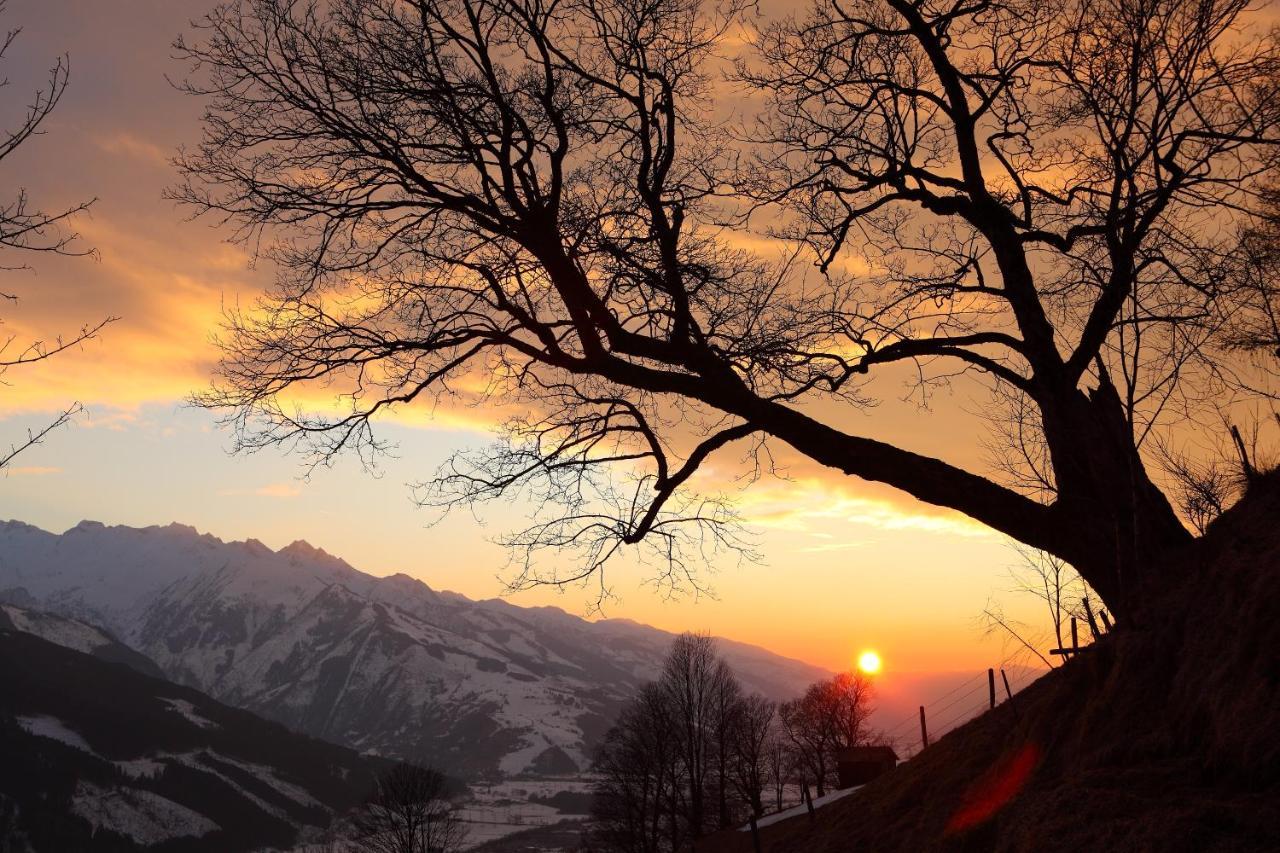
[[0, 518, 830, 779]]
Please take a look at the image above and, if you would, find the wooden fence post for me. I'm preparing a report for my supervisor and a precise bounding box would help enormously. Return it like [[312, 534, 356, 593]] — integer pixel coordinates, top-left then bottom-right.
[[1083, 597, 1101, 640], [1099, 609, 1113, 633], [987, 667, 996, 709], [1231, 423, 1257, 481], [919, 705, 929, 749], [1071, 617, 1079, 653], [1001, 668, 1018, 721]]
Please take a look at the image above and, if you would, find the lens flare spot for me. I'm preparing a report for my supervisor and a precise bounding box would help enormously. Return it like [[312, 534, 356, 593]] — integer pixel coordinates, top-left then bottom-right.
[[945, 743, 1041, 833]]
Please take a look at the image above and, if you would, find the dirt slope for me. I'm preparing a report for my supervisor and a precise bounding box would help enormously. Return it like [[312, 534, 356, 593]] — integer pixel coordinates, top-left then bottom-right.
[[705, 472, 1280, 852]]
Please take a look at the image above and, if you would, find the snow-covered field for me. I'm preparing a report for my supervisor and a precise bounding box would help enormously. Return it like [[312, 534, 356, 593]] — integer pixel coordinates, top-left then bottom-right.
[[738, 785, 861, 831], [115, 757, 166, 780], [159, 697, 219, 730], [16, 714, 97, 755], [458, 777, 595, 847], [1, 604, 115, 654], [71, 781, 219, 845]]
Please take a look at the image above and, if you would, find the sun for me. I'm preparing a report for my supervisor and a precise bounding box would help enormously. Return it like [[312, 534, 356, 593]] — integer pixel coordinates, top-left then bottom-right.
[[857, 650, 883, 675]]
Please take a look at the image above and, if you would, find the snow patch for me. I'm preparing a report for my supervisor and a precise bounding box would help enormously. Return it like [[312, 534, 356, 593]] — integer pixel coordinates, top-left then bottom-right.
[[497, 735, 550, 776], [210, 753, 322, 809], [115, 757, 166, 780], [16, 715, 97, 755], [159, 697, 218, 729], [1, 604, 111, 655], [739, 786, 861, 831], [71, 781, 218, 845], [460, 780, 594, 848], [162, 751, 292, 820]]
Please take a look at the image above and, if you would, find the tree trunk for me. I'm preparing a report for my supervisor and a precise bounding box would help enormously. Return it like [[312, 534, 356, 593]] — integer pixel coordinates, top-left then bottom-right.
[[719, 367, 1194, 623], [1039, 376, 1193, 619], [717, 750, 729, 830]]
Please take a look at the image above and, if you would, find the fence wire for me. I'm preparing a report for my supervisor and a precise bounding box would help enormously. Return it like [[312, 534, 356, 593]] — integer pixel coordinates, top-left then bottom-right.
[[889, 665, 1041, 758]]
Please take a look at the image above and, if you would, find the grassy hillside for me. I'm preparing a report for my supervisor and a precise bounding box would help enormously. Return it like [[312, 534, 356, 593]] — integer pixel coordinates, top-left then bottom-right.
[[704, 472, 1280, 852]]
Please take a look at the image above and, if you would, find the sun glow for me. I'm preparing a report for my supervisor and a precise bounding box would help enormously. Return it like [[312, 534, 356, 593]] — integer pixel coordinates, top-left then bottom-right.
[[857, 649, 883, 675]]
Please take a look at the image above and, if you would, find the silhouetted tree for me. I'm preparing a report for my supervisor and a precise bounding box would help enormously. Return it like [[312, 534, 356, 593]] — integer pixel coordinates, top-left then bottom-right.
[[1230, 179, 1280, 361], [0, 1, 111, 471], [175, 0, 1280, 620], [594, 639, 884, 844], [593, 632, 766, 848], [983, 545, 1098, 667], [728, 693, 776, 817], [778, 672, 874, 797], [740, 0, 1280, 614], [708, 652, 743, 830], [350, 764, 466, 853], [591, 683, 685, 853], [778, 690, 833, 798], [764, 726, 793, 812], [1156, 439, 1242, 535], [660, 632, 739, 837]]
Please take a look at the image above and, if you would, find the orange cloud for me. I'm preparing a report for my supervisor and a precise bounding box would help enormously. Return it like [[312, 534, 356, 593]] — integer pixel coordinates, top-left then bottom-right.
[[734, 475, 997, 539], [92, 131, 169, 168], [217, 482, 303, 499], [797, 538, 872, 554], [2, 466, 62, 477]]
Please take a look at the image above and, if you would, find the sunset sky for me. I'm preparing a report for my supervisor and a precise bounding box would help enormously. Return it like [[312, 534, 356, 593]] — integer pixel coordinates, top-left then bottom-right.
[[0, 0, 1056, 679]]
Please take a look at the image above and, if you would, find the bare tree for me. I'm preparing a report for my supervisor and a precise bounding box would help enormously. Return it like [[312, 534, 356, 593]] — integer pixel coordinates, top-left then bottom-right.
[[741, 0, 1280, 613], [728, 693, 776, 818], [825, 672, 874, 751], [658, 632, 740, 838], [350, 764, 466, 853], [1153, 439, 1242, 535], [174, 0, 1280, 620], [763, 724, 793, 813], [1228, 178, 1280, 360], [1150, 369, 1280, 529], [595, 644, 876, 843], [592, 632, 766, 848], [778, 672, 875, 797], [0, 1, 111, 471], [708, 653, 743, 831], [982, 544, 1101, 666], [591, 683, 685, 853]]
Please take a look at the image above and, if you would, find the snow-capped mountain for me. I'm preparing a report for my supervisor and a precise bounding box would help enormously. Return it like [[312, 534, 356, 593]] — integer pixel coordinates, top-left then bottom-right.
[[0, 519, 829, 779]]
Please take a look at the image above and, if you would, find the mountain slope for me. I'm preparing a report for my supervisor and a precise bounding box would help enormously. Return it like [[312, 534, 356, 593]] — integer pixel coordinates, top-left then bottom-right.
[[0, 519, 830, 778], [0, 624, 393, 852], [0, 602, 164, 678]]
